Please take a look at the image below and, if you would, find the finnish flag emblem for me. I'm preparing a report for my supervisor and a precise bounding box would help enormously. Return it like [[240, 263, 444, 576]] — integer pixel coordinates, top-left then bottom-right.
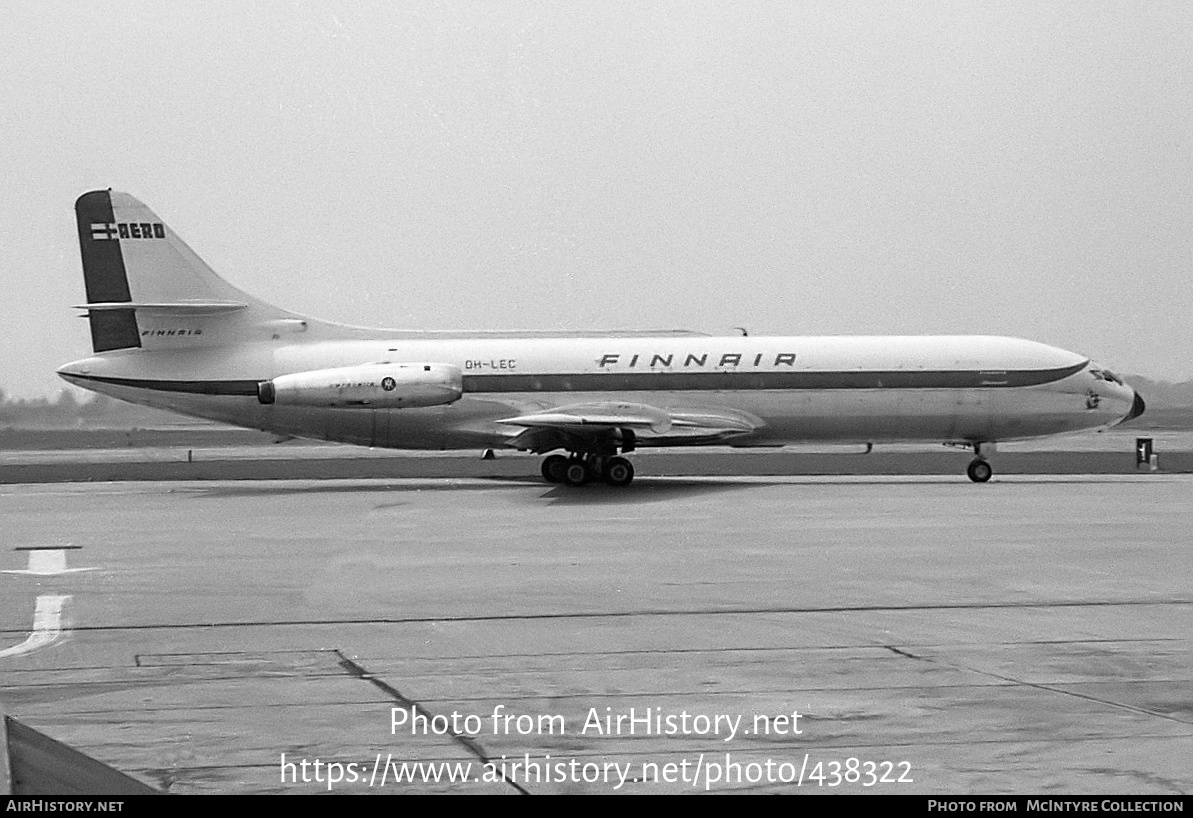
[[91, 223, 119, 241]]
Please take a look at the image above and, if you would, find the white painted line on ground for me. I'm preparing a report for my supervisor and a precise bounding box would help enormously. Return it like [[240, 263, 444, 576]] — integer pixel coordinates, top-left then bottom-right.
[[2, 549, 97, 575], [0, 595, 71, 659]]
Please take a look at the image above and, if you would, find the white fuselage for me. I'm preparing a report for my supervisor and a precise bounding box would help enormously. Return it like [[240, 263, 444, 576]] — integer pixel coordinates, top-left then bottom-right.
[[58, 334, 1138, 451]]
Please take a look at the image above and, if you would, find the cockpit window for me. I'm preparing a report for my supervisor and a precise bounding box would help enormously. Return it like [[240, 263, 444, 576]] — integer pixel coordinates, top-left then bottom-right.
[[1091, 369, 1124, 385]]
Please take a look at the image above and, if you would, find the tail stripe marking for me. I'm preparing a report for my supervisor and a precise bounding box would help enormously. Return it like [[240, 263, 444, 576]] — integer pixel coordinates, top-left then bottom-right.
[[75, 191, 140, 352]]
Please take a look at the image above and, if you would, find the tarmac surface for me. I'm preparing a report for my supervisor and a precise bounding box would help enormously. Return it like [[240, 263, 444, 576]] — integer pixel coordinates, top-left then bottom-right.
[[1, 474, 1190, 794]]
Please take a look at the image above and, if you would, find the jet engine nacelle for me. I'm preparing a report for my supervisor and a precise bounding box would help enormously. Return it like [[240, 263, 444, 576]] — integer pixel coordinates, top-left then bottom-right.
[[258, 362, 463, 408]]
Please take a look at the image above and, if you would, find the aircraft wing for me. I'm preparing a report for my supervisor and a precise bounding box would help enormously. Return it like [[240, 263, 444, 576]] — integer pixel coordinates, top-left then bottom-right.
[[497, 402, 760, 452]]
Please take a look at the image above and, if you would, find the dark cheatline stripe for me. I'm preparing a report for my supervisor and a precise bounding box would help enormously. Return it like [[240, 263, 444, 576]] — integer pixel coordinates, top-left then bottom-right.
[[75, 190, 140, 353], [67, 360, 1087, 397], [461, 360, 1089, 392], [69, 375, 261, 396]]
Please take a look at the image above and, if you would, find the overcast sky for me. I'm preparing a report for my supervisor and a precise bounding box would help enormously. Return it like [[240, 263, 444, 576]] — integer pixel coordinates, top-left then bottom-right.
[[1, 2, 1190, 397]]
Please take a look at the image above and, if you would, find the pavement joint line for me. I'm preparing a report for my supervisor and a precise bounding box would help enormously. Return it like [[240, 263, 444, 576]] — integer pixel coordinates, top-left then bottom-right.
[[884, 646, 924, 660], [886, 650, 1193, 726], [134, 648, 339, 667], [314, 637, 1189, 663], [334, 650, 531, 795], [1, 638, 1180, 663], [45, 596, 1193, 634], [977, 673, 1193, 726]]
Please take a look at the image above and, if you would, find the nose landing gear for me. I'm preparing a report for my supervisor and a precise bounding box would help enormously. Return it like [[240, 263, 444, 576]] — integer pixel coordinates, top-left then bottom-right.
[[965, 441, 993, 482], [966, 458, 993, 483]]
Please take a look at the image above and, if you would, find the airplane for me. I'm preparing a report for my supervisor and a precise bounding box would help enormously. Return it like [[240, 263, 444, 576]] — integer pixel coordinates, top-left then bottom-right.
[[57, 190, 1145, 488]]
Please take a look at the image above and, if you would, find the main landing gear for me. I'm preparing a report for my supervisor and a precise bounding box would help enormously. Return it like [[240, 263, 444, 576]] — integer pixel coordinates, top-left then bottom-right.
[[541, 452, 635, 488]]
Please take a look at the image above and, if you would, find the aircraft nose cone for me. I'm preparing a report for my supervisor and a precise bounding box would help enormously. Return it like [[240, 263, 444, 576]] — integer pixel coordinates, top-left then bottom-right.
[[1124, 391, 1146, 423]]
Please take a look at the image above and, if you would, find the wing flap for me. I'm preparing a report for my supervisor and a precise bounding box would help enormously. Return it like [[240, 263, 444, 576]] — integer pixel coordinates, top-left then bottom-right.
[[498, 402, 761, 441]]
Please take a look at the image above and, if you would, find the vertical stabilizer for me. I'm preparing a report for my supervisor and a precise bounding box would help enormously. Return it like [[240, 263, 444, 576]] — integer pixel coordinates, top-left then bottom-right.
[[74, 190, 301, 352]]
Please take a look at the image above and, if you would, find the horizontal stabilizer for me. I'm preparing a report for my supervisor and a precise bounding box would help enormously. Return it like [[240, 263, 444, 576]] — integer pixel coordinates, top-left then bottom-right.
[[74, 301, 248, 314]]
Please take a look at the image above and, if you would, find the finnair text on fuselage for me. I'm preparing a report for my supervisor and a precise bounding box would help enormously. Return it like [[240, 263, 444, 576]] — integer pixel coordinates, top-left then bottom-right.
[[597, 352, 798, 369]]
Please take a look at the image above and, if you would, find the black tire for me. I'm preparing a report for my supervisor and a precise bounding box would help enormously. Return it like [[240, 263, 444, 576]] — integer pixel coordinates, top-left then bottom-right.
[[967, 459, 993, 483], [541, 454, 569, 483], [562, 461, 591, 487], [603, 456, 635, 487]]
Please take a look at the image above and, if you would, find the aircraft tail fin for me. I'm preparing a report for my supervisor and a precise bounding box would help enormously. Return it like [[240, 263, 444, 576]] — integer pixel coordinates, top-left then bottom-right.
[[74, 190, 301, 353]]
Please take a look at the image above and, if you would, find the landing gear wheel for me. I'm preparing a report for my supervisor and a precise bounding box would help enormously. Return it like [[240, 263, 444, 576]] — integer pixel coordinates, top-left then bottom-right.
[[603, 456, 635, 487], [967, 459, 993, 483], [562, 460, 592, 487], [541, 454, 569, 484]]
